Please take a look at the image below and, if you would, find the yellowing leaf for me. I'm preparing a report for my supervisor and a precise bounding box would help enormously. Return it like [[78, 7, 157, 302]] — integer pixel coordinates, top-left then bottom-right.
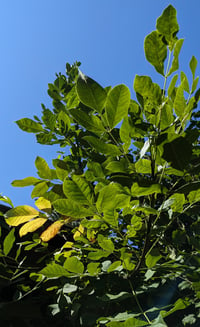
[[19, 218, 47, 237], [73, 224, 85, 240], [35, 197, 52, 212], [40, 221, 64, 242], [62, 241, 74, 249], [5, 205, 39, 226]]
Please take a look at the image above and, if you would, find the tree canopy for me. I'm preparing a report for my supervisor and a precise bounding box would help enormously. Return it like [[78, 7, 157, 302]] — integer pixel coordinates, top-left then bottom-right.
[[1, 5, 200, 326]]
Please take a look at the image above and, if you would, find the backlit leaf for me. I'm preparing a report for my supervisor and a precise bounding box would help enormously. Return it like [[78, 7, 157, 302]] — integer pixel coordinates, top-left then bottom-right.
[[40, 221, 64, 242], [5, 205, 39, 226], [105, 84, 131, 129], [16, 118, 44, 133], [76, 72, 107, 113], [19, 218, 47, 237], [190, 56, 198, 79], [63, 175, 94, 205], [35, 156, 52, 179], [167, 39, 184, 76], [53, 199, 94, 218], [12, 177, 41, 187], [64, 256, 84, 274], [35, 197, 51, 212], [156, 5, 179, 46], [144, 31, 167, 75]]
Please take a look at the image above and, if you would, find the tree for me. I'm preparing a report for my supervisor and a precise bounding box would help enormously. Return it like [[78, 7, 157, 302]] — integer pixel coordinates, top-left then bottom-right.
[[1, 5, 200, 326]]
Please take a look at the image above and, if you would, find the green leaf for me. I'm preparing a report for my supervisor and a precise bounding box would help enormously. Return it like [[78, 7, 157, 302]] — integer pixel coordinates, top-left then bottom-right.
[[168, 74, 178, 97], [131, 183, 166, 196], [144, 31, 167, 75], [105, 84, 131, 129], [156, 5, 179, 46], [53, 199, 94, 218], [12, 177, 41, 187], [191, 76, 199, 94], [96, 183, 130, 213], [162, 137, 192, 170], [83, 136, 121, 156], [42, 108, 57, 130], [167, 39, 184, 76], [190, 56, 198, 79], [65, 86, 80, 109], [63, 175, 94, 205], [88, 249, 111, 261], [98, 234, 114, 252], [135, 159, 151, 174], [145, 248, 162, 268], [64, 257, 84, 274], [69, 108, 105, 133], [174, 81, 186, 118], [107, 261, 122, 273], [3, 228, 15, 255], [87, 262, 100, 275], [120, 117, 132, 153], [169, 193, 185, 212], [159, 103, 174, 130], [31, 181, 49, 199], [40, 262, 70, 278], [35, 156, 52, 179], [105, 159, 129, 174], [76, 72, 107, 113], [181, 71, 190, 93], [188, 189, 200, 204], [5, 205, 39, 226], [16, 118, 44, 133], [57, 111, 71, 133]]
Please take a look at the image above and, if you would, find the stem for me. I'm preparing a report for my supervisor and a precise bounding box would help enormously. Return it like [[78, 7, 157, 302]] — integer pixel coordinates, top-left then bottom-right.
[[163, 50, 172, 96], [127, 278, 152, 324]]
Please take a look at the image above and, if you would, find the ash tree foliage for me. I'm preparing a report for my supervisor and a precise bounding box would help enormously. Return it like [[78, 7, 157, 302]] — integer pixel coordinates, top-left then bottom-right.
[[1, 5, 200, 326]]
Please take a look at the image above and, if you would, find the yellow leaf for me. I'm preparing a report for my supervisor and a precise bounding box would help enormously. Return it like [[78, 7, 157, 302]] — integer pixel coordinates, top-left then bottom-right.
[[40, 221, 64, 242], [73, 224, 85, 240], [5, 205, 39, 226], [19, 218, 47, 237], [87, 229, 97, 243], [62, 241, 74, 249], [35, 197, 51, 212]]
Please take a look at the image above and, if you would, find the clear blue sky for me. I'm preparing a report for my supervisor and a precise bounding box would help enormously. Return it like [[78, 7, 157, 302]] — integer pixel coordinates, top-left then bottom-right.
[[1, 0, 200, 207]]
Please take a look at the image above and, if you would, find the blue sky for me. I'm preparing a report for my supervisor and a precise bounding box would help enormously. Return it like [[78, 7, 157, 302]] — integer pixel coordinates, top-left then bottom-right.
[[1, 0, 200, 207]]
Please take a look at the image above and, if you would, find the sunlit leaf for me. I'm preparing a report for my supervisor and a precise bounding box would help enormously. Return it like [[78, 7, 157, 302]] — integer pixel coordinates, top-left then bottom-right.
[[35, 197, 51, 212], [19, 218, 47, 237], [167, 39, 184, 76], [35, 156, 52, 179], [145, 248, 162, 268], [5, 205, 39, 226], [40, 221, 64, 242], [12, 177, 41, 187]]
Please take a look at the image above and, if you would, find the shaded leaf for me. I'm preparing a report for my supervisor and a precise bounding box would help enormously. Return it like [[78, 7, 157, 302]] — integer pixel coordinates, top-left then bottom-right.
[[83, 136, 121, 156], [63, 175, 94, 205], [3, 228, 15, 255]]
